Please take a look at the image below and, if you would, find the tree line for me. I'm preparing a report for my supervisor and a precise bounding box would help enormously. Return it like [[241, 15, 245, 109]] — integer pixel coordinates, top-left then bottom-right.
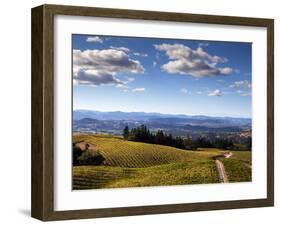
[[187, 136, 234, 149], [123, 125, 247, 150], [123, 125, 185, 149]]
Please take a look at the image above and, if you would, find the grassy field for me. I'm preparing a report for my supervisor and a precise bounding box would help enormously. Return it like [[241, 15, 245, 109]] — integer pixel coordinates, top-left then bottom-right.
[[73, 134, 251, 189], [73, 160, 219, 189], [219, 158, 251, 182], [73, 134, 224, 168], [229, 151, 252, 165], [219, 151, 252, 182]]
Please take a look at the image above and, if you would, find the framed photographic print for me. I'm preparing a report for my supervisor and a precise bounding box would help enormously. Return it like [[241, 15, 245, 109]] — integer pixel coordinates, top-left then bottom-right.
[[31, 4, 274, 221]]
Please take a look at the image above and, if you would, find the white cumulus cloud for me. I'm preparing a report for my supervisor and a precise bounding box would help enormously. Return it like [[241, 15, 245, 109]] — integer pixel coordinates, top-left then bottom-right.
[[154, 43, 233, 78], [116, 84, 129, 89], [230, 80, 252, 96], [86, 36, 103, 43], [73, 48, 144, 86], [110, 46, 130, 52], [208, 89, 222, 97], [230, 80, 252, 89]]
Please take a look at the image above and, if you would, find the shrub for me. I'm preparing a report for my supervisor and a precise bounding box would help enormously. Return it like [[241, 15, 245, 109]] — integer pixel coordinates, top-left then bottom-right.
[[73, 144, 83, 165], [77, 149, 105, 165]]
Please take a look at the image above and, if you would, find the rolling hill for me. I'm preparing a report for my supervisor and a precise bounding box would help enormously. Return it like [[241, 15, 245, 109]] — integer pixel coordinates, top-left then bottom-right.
[[72, 134, 228, 189], [73, 134, 224, 168]]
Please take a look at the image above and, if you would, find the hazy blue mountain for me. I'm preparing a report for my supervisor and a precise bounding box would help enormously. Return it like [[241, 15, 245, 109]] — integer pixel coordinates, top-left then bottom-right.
[[73, 110, 251, 135], [73, 110, 165, 121], [73, 110, 251, 126]]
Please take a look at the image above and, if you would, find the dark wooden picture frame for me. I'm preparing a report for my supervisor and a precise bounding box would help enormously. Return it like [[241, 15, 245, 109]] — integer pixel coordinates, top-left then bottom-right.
[[31, 4, 274, 221]]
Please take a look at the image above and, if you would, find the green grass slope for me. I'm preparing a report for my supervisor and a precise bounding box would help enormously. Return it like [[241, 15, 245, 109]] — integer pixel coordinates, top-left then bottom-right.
[[230, 151, 252, 165], [73, 134, 251, 189], [219, 150, 251, 182], [73, 134, 224, 168], [73, 160, 219, 189], [220, 158, 252, 182]]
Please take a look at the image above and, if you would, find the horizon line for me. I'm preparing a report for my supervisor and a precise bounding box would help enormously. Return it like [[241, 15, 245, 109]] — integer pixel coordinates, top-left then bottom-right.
[[73, 108, 252, 119]]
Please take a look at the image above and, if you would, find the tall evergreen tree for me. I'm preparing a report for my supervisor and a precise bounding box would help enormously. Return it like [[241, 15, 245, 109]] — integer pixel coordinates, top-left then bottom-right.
[[123, 126, 130, 140]]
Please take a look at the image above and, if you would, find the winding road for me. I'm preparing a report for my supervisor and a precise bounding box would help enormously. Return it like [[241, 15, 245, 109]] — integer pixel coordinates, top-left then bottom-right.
[[215, 152, 232, 183]]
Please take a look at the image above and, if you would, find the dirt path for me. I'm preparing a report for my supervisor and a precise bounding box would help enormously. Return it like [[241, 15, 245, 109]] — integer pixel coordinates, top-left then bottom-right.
[[215, 159, 229, 183], [224, 152, 233, 158], [215, 152, 232, 183]]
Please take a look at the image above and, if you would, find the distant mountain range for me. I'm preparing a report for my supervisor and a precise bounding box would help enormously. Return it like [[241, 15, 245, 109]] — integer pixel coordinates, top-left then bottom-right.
[[74, 110, 251, 124], [74, 110, 188, 121], [73, 110, 251, 135]]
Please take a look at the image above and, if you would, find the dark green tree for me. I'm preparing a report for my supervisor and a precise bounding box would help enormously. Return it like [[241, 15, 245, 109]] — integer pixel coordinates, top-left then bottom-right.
[[246, 136, 252, 149], [72, 143, 83, 165], [123, 126, 130, 140], [123, 125, 186, 149]]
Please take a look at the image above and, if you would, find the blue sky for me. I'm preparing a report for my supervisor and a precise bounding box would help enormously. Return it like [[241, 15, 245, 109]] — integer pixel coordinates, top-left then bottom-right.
[[72, 34, 252, 118]]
